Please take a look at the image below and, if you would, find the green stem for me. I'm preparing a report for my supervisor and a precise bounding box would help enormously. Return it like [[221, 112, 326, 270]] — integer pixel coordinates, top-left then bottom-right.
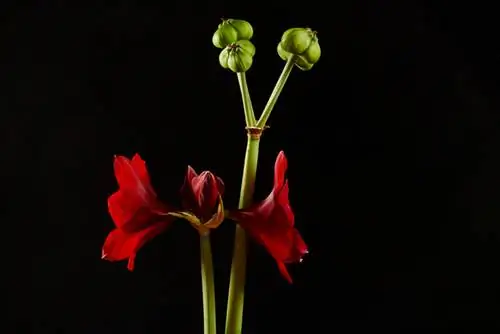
[[200, 233, 217, 334], [225, 134, 260, 334], [237, 72, 256, 126], [255, 56, 296, 128], [225, 56, 295, 334]]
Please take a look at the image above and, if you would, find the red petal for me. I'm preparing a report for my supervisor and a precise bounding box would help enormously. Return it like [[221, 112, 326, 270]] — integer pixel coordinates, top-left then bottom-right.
[[237, 208, 307, 272], [231, 150, 307, 282], [113, 155, 155, 199], [277, 261, 293, 284], [102, 220, 171, 270], [185, 165, 198, 182], [181, 166, 198, 205], [192, 172, 221, 218], [108, 189, 157, 231], [273, 151, 288, 191], [288, 229, 308, 261], [275, 182, 294, 226], [216, 176, 225, 196], [130, 154, 151, 185], [181, 167, 225, 220], [259, 225, 298, 261], [264, 228, 307, 282], [180, 166, 198, 212], [232, 183, 307, 281]]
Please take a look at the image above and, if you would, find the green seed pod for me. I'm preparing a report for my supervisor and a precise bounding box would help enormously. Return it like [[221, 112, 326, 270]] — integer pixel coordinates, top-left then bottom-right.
[[228, 49, 253, 73], [277, 42, 315, 71], [277, 42, 289, 61], [281, 28, 314, 54], [212, 19, 254, 49], [295, 56, 313, 70], [281, 28, 303, 42], [278, 27, 321, 70], [280, 27, 321, 63], [219, 40, 255, 73], [219, 48, 230, 69], [227, 19, 253, 40], [212, 25, 237, 49], [236, 39, 256, 56], [301, 36, 321, 64], [296, 60, 314, 71]]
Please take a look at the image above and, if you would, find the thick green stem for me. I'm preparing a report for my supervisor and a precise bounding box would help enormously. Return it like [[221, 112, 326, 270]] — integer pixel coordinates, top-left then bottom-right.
[[237, 72, 256, 126], [225, 56, 295, 334], [256, 56, 296, 128], [225, 134, 260, 334], [200, 233, 217, 334]]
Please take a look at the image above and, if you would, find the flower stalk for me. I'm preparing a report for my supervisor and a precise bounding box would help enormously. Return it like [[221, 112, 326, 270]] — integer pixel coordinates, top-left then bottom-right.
[[200, 233, 217, 334], [225, 129, 260, 334], [237, 72, 256, 126], [225, 57, 296, 334], [256, 56, 296, 128]]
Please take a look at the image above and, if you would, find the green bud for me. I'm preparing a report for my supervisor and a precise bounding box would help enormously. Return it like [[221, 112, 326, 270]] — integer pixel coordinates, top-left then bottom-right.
[[212, 19, 254, 49], [219, 40, 255, 73]]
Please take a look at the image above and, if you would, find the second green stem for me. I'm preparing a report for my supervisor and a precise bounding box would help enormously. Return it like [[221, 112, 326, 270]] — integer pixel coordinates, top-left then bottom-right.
[[237, 72, 256, 126], [200, 233, 217, 334]]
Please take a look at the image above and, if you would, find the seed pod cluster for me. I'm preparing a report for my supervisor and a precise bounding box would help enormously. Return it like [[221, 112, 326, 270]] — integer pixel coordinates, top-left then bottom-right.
[[212, 19, 254, 49], [213, 19, 256, 73], [277, 28, 321, 71]]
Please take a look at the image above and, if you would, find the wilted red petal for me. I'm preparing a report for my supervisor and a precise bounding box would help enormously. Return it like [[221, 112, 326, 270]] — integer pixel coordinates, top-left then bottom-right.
[[102, 220, 171, 270], [193, 172, 223, 217], [185, 165, 198, 182], [215, 176, 225, 195], [180, 166, 199, 212], [180, 166, 225, 220]]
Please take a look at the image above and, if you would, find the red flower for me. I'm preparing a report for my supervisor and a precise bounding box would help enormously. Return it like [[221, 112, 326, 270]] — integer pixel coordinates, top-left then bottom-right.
[[180, 166, 225, 221], [231, 151, 308, 283], [102, 154, 174, 270]]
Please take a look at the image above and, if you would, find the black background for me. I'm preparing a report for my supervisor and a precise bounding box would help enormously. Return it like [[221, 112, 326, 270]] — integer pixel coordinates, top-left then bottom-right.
[[4, 1, 500, 333]]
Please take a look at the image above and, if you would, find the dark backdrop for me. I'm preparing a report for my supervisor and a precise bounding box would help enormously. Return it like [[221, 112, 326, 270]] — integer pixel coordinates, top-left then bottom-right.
[[4, 1, 499, 333]]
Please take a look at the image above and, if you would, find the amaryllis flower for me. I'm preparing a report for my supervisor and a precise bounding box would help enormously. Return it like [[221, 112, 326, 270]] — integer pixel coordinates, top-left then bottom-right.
[[176, 166, 225, 235], [102, 154, 174, 270], [230, 151, 308, 283]]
